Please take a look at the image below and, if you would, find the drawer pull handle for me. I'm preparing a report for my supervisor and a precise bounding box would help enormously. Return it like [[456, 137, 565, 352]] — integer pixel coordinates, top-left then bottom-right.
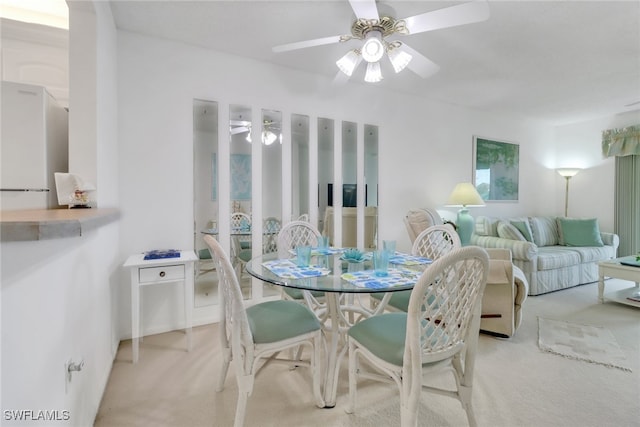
[[159, 271, 166, 277]]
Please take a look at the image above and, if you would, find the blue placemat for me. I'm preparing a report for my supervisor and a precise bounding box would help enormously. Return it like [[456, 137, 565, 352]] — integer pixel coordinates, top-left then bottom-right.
[[144, 249, 181, 260], [262, 259, 331, 279], [389, 252, 432, 266], [288, 247, 346, 256], [341, 268, 421, 289]]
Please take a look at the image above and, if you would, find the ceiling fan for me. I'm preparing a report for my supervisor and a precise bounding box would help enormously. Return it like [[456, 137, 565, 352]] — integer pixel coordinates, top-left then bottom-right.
[[230, 120, 282, 145], [272, 0, 490, 83]]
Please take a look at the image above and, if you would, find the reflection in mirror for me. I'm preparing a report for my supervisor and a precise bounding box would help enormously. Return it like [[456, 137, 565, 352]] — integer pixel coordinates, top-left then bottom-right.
[[364, 124, 379, 249], [291, 114, 309, 222], [341, 121, 358, 247], [193, 99, 219, 307], [318, 118, 334, 237], [262, 109, 282, 297], [230, 104, 252, 299]]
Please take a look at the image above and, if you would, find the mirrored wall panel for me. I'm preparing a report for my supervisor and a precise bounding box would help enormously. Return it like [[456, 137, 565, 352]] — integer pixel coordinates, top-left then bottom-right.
[[318, 117, 334, 236], [364, 124, 379, 249], [193, 99, 219, 307], [230, 104, 252, 299], [291, 114, 309, 222], [262, 109, 282, 297], [341, 121, 358, 247]]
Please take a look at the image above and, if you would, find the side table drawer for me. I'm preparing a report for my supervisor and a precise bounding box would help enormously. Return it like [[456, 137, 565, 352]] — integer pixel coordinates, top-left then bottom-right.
[[139, 265, 185, 283]]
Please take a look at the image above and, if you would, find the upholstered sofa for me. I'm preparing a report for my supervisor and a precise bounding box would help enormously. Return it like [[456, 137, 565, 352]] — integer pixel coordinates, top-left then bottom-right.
[[470, 216, 619, 295]]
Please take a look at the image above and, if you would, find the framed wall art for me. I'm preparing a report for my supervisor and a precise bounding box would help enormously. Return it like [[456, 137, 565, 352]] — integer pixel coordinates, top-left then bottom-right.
[[473, 136, 519, 201], [230, 153, 252, 200]]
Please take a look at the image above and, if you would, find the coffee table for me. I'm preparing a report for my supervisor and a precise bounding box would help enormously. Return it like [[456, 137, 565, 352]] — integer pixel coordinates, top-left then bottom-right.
[[598, 256, 640, 308]]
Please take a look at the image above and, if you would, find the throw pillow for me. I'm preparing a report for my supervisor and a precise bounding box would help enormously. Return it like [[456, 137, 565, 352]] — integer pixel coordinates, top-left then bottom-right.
[[529, 217, 560, 246], [557, 218, 604, 247], [497, 221, 527, 241], [510, 219, 534, 242], [474, 216, 499, 237]]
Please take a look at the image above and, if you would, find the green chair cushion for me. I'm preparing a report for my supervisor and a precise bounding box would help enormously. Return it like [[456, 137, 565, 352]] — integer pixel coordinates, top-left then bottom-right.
[[198, 248, 212, 260], [348, 312, 407, 366], [283, 287, 325, 300], [238, 249, 253, 262], [246, 300, 321, 344], [348, 312, 446, 367], [371, 290, 411, 312]]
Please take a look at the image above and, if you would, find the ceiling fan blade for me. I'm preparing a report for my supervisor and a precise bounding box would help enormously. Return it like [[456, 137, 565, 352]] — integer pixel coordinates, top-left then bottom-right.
[[348, 0, 379, 20], [230, 126, 249, 135], [399, 43, 440, 79], [230, 120, 250, 127], [332, 70, 351, 86], [273, 35, 343, 53], [403, 0, 490, 35]]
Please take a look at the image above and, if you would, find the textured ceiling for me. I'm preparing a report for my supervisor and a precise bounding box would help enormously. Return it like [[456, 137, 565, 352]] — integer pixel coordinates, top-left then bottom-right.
[[110, 0, 640, 125]]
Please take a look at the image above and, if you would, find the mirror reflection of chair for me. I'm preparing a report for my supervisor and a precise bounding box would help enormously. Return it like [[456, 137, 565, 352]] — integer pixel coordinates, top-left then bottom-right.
[[372, 224, 461, 312], [277, 221, 326, 318], [296, 213, 309, 222], [347, 246, 490, 427], [262, 217, 281, 254], [204, 235, 324, 427], [231, 212, 252, 249]]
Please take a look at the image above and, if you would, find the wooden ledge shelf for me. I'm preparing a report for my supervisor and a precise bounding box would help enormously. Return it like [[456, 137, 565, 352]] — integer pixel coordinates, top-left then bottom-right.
[[0, 208, 120, 242]]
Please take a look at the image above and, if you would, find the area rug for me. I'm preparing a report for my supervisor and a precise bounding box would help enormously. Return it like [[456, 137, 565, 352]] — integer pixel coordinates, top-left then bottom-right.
[[538, 317, 631, 372]]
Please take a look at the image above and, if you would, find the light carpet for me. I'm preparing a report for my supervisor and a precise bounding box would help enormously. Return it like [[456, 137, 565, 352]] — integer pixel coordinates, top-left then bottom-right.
[[538, 317, 631, 372], [95, 280, 640, 427]]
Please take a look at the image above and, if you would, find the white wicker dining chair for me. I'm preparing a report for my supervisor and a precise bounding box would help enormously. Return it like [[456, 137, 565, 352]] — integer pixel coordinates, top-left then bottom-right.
[[347, 246, 489, 427], [276, 221, 327, 318], [372, 224, 461, 312], [204, 235, 324, 427]]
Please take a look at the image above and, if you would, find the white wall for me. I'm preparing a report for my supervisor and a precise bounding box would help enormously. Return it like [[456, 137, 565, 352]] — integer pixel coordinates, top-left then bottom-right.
[[0, 2, 120, 426], [117, 30, 561, 335]]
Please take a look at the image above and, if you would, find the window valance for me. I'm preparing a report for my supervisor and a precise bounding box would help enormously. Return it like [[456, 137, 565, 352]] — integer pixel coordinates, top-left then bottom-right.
[[602, 125, 640, 158]]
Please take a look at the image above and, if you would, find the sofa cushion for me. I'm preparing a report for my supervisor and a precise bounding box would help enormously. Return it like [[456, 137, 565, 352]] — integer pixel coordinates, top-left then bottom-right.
[[563, 246, 615, 263], [497, 221, 526, 241], [556, 218, 604, 247], [537, 247, 581, 270], [510, 219, 534, 242], [529, 217, 559, 246]]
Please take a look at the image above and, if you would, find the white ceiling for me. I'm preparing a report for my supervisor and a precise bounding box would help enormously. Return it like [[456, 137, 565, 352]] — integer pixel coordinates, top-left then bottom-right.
[[109, 0, 640, 125]]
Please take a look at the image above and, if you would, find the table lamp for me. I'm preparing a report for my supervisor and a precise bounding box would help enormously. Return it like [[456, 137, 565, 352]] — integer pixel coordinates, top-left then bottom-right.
[[445, 182, 485, 245]]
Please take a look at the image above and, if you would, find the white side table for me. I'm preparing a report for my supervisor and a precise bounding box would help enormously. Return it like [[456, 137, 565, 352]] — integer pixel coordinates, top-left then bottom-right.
[[123, 250, 198, 363]]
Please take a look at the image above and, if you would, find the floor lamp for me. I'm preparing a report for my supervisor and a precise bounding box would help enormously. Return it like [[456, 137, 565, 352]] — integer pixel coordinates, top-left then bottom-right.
[[556, 168, 581, 217], [445, 182, 485, 246]]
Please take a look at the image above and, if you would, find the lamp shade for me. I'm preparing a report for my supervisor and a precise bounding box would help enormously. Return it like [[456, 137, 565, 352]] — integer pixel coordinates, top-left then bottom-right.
[[556, 168, 581, 178], [445, 183, 485, 207]]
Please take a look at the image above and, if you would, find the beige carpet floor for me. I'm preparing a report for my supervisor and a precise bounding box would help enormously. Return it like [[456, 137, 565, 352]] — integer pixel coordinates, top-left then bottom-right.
[[94, 279, 640, 427]]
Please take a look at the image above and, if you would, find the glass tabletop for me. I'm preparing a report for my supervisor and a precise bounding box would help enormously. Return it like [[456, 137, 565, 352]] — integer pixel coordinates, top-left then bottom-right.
[[246, 252, 428, 294]]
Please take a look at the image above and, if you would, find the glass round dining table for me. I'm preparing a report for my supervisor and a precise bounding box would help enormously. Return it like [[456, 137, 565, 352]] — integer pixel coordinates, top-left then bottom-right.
[[245, 252, 428, 407]]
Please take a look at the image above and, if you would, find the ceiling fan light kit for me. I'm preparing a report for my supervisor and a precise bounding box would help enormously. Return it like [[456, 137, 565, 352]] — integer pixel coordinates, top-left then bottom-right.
[[361, 30, 384, 62], [272, 0, 490, 84], [336, 49, 361, 76], [387, 44, 412, 73], [364, 61, 383, 83]]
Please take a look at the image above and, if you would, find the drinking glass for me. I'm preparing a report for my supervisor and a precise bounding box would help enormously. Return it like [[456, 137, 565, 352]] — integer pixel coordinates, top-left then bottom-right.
[[373, 250, 389, 277], [318, 236, 330, 251], [383, 240, 396, 255], [295, 246, 312, 267]]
